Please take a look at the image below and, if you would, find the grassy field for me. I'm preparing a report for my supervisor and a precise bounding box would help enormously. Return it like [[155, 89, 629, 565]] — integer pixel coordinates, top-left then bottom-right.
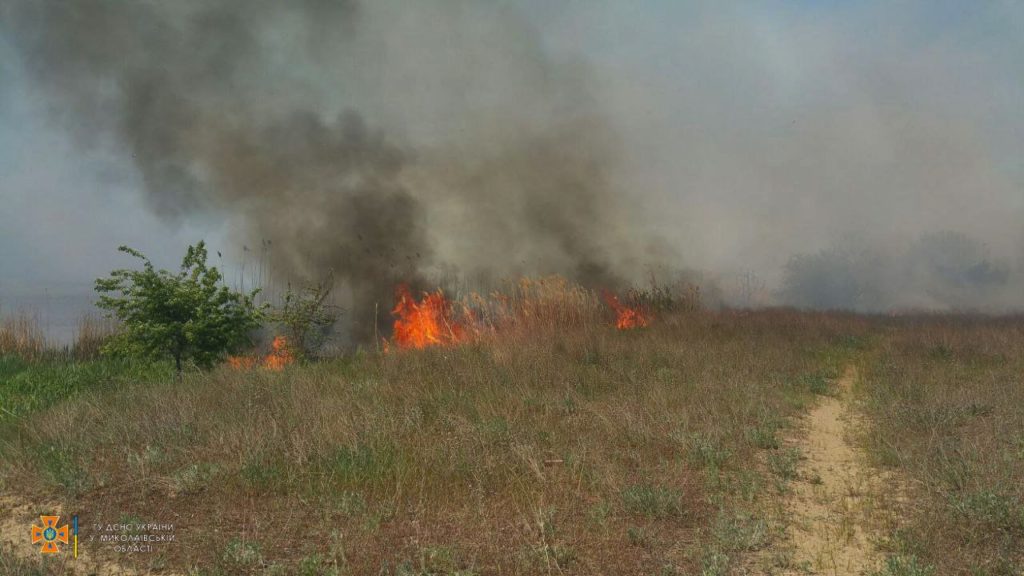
[[1, 304, 1022, 575], [0, 305, 862, 575], [857, 317, 1024, 576]]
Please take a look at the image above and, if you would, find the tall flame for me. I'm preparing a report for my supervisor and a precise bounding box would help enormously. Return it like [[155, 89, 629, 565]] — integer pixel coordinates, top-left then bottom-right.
[[262, 335, 293, 370], [602, 291, 652, 330], [391, 284, 465, 349]]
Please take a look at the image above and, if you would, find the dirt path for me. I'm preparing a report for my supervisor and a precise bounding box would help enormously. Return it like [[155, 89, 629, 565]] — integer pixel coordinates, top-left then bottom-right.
[[765, 366, 885, 575]]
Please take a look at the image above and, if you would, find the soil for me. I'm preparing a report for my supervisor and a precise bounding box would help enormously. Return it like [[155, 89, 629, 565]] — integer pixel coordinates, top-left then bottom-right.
[[766, 366, 886, 575]]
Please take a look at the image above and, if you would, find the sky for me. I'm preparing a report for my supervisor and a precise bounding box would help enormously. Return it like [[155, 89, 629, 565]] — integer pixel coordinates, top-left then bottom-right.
[[0, 38, 211, 292], [0, 0, 1021, 313]]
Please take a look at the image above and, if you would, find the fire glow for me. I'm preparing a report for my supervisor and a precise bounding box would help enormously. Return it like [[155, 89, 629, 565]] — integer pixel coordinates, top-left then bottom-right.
[[228, 335, 294, 370], [385, 281, 653, 351], [391, 284, 466, 349], [602, 291, 652, 330]]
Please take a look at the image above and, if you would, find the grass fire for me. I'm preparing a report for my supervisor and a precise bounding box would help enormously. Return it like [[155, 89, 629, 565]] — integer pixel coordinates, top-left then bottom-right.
[[5, 265, 1023, 575], [4, 243, 1018, 575], [388, 283, 652, 351], [602, 290, 652, 330], [2, 1, 1023, 575], [228, 335, 294, 371], [390, 284, 467, 349]]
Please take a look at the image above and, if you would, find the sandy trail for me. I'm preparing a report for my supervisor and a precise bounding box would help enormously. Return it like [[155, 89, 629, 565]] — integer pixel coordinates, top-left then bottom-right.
[[768, 365, 885, 575]]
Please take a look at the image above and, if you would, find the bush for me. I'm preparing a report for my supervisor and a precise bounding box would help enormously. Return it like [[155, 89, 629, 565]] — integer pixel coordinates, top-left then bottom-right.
[[96, 242, 263, 375], [270, 278, 342, 360]]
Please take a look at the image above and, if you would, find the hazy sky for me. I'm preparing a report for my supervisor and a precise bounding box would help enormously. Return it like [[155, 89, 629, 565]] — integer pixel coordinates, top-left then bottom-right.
[[1, 0, 1021, 300], [535, 0, 1024, 278], [0, 32, 217, 292]]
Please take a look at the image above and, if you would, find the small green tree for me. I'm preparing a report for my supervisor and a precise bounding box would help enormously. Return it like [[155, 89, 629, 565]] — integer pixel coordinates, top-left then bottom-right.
[[96, 242, 263, 375], [270, 277, 342, 360]]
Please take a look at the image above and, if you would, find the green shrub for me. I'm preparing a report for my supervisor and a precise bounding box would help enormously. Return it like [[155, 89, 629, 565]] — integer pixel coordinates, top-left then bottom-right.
[[96, 242, 263, 375]]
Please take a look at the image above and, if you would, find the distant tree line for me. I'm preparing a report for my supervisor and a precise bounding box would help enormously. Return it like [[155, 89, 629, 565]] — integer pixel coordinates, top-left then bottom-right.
[[779, 231, 1014, 312]]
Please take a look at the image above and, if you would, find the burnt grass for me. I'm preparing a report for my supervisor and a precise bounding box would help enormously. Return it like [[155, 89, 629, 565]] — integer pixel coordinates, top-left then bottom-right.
[[2, 310, 1022, 574]]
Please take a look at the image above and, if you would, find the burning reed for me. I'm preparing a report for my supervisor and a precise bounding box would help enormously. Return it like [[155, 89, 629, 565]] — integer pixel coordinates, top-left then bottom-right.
[[386, 276, 661, 351], [227, 335, 294, 371]]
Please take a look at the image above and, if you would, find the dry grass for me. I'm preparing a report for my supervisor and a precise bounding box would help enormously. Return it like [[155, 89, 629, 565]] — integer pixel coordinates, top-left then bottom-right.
[[461, 276, 605, 335], [0, 311, 47, 361], [444, 275, 701, 341], [0, 307, 862, 574], [0, 311, 119, 363], [858, 316, 1024, 575], [70, 313, 119, 361], [10, 279, 1018, 574]]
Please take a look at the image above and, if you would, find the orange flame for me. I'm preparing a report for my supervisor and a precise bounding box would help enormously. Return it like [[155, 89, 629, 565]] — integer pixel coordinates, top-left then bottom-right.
[[602, 291, 652, 330], [263, 335, 293, 370], [391, 284, 465, 349], [227, 335, 294, 370], [227, 355, 257, 370]]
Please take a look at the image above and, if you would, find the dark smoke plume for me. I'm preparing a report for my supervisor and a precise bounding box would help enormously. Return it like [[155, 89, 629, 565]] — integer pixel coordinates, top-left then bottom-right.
[[3, 0, 649, 340]]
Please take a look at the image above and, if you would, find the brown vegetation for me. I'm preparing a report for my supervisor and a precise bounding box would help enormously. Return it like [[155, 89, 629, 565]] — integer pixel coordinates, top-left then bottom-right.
[[858, 316, 1024, 575], [70, 314, 119, 361], [0, 311, 46, 361], [0, 303, 859, 574], [3, 286, 1022, 575]]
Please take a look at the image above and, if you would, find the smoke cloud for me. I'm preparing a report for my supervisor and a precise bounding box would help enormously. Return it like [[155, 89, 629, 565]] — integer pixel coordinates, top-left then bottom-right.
[[2, 1, 1022, 324], [3, 0, 653, 339]]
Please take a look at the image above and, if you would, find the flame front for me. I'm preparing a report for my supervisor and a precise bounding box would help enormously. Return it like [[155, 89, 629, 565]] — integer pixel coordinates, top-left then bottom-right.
[[227, 335, 294, 370], [227, 355, 257, 370], [391, 284, 465, 349], [602, 291, 652, 330], [263, 335, 293, 370]]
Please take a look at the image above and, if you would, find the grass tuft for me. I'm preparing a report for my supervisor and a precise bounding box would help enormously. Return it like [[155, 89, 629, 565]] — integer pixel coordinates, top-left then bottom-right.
[[621, 484, 686, 519]]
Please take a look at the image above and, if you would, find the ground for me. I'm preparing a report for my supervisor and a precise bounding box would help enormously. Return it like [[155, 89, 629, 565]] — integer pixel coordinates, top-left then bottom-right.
[[750, 366, 886, 575], [1, 310, 1022, 575]]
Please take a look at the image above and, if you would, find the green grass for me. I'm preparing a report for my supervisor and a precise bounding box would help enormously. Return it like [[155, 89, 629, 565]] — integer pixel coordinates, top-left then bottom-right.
[[620, 484, 686, 519], [221, 537, 263, 568], [687, 433, 733, 470], [0, 355, 172, 420], [871, 555, 936, 576], [33, 443, 90, 496], [801, 373, 831, 395], [745, 421, 782, 450], [766, 448, 801, 482], [0, 355, 173, 496]]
